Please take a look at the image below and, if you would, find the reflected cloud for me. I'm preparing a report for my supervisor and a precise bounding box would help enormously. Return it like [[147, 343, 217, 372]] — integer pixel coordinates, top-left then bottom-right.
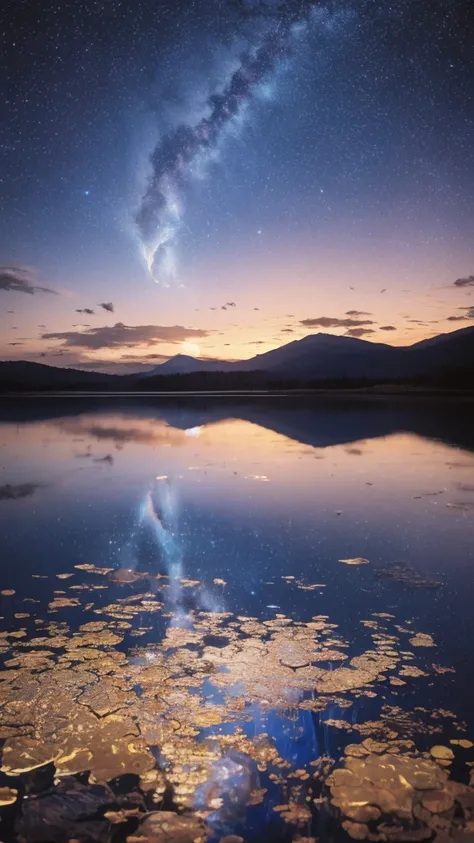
[[56, 416, 189, 449], [456, 482, 474, 492]]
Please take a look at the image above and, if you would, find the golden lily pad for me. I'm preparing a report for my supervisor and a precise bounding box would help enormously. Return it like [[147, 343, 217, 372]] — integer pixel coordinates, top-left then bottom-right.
[[126, 811, 206, 843], [110, 568, 142, 583], [48, 596, 81, 610], [409, 633, 436, 648], [1, 737, 59, 774], [342, 820, 369, 839], [420, 789, 454, 813], [139, 768, 166, 795], [345, 804, 381, 823], [430, 746, 454, 761], [273, 802, 312, 825], [78, 682, 134, 717], [339, 558, 370, 566], [0, 786, 18, 806], [3, 548, 472, 842], [76, 563, 114, 575]]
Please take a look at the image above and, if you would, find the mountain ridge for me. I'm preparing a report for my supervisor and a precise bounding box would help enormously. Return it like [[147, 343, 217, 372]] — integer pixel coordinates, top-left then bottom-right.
[[1, 325, 473, 389], [144, 325, 474, 381]]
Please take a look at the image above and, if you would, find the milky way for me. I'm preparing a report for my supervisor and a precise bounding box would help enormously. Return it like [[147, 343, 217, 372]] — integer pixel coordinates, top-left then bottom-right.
[[135, 10, 309, 284]]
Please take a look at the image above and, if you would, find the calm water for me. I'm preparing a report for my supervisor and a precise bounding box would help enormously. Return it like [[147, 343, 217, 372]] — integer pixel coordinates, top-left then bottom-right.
[[0, 396, 474, 842]]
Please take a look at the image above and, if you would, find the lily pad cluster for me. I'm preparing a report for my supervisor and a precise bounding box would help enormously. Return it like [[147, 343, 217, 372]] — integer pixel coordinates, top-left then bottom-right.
[[0, 565, 471, 842]]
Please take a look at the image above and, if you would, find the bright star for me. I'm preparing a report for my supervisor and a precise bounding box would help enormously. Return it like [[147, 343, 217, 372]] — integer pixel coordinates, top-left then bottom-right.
[[83, 190, 90, 196]]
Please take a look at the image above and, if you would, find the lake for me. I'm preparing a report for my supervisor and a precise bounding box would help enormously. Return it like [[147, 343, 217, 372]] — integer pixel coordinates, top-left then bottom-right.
[[0, 395, 473, 843]]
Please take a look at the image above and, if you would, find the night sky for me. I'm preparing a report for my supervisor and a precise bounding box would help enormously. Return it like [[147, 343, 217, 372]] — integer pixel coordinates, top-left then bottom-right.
[[1, 0, 473, 373]]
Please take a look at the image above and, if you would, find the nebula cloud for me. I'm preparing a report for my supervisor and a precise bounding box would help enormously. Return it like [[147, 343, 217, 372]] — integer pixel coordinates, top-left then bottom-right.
[[135, 13, 309, 284]]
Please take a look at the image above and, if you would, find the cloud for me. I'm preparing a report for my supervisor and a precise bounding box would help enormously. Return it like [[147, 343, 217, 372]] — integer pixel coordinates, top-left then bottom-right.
[[76, 308, 95, 315], [345, 328, 376, 338], [0, 266, 58, 296], [380, 325, 396, 331], [0, 482, 43, 501], [456, 306, 474, 318], [345, 310, 373, 317], [446, 307, 474, 322], [8, 341, 24, 346], [454, 275, 474, 288], [42, 322, 210, 350], [300, 316, 375, 329], [281, 328, 294, 333], [99, 302, 114, 313], [120, 353, 169, 361], [226, 302, 236, 307]]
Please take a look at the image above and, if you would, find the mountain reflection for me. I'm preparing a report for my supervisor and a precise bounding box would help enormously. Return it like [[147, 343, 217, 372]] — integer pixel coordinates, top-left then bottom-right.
[[0, 395, 474, 452]]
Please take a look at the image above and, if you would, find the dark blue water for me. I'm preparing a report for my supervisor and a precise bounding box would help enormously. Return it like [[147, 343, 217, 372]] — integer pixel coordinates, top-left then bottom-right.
[[0, 396, 473, 842]]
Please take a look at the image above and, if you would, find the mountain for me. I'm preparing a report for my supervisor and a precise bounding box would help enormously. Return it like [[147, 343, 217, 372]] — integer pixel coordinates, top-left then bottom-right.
[[239, 333, 402, 378], [0, 361, 121, 390], [1, 324, 473, 391], [142, 326, 474, 382], [144, 354, 235, 377]]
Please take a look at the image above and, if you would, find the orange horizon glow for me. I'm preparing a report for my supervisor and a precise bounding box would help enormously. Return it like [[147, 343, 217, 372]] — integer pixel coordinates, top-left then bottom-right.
[[0, 247, 472, 372]]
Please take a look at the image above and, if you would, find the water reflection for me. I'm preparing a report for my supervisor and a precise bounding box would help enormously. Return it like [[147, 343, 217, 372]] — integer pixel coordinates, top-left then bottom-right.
[[0, 397, 474, 842]]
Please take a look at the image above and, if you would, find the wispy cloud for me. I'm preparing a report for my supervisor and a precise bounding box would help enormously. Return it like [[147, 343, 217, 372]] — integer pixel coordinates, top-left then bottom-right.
[[345, 327, 376, 338], [0, 266, 58, 296], [120, 352, 169, 361], [454, 275, 474, 288], [345, 310, 373, 317], [99, 302, 114, 313], [300, 316, 375, 329], [380, 325, 396, 331], [446, 307, 474, 322], [42, 322, 210, 350]]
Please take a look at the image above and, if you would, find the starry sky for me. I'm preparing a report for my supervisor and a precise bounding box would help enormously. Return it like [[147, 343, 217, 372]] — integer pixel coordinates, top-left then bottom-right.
[[1, 0, 473, 373]]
